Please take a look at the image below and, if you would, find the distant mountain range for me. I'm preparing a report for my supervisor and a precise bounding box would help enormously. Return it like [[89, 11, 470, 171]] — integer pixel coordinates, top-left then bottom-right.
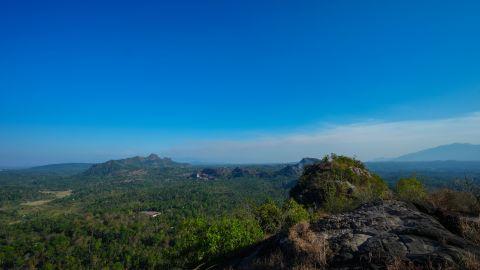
[[83, 154, 189, 176], [390, 143, 480, 162], [5, 163, 93, 176], [8, 143, 480, 177]]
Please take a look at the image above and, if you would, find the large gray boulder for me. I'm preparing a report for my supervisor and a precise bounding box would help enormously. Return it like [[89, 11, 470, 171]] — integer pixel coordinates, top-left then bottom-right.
[[226, 200, 480, 269]]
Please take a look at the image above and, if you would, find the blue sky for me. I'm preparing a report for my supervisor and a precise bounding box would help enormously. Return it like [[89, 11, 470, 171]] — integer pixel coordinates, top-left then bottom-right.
[[1, 0, 480, 166]]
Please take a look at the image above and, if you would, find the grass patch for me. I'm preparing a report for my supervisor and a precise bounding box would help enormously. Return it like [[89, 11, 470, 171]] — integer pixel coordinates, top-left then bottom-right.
[[20, 190, 72, 207]]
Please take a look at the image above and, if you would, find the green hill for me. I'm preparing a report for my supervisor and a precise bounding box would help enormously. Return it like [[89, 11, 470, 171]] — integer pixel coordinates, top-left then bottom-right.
[[83, 154, 189, 176]]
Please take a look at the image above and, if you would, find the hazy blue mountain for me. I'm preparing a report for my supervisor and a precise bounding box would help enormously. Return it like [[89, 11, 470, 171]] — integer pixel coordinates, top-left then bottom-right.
[[366, 160, 480, 188], [392, 143, 480, 162], [14, 163, 93, 175], [367, 160, 480, 172]]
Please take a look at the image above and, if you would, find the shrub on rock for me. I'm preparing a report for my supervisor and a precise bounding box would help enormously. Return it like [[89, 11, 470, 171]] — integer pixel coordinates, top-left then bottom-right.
[[281, 199, 310, 230], [290, 154, 389, 212], [255, 200, 283, 234], [395, 177, 427, 202], [255, 199, 310, 234]]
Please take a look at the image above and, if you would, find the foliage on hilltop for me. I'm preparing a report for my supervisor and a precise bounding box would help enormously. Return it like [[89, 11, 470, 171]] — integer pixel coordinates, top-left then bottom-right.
[[290, 154, 390, 212], [83, 154, 188, 176]]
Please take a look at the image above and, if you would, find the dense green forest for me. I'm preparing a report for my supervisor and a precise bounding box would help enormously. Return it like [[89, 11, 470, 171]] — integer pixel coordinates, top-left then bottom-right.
[[0, 159, 293, 269], [1, 157, 479, 269]]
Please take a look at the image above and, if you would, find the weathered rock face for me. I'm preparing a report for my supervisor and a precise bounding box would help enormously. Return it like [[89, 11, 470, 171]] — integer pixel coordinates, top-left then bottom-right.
[[226, 200, 480, 270], [414, 199, 480, 246], [276, 158, 322, 177]]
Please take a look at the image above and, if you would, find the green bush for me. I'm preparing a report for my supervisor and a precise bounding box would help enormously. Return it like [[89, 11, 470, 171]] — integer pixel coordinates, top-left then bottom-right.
[[282, 199, 309, 229], [396, 177, 427, 202], [169, 216, 264, 267], [255, 200, 283, 234], [255, 199, 310, 234]]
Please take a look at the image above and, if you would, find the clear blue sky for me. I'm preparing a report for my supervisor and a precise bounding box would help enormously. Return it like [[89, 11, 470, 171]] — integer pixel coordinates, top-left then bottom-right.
[[1, 0, 480, 166]]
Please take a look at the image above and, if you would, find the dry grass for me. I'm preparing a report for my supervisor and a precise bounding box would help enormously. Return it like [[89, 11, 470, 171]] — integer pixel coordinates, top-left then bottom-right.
[[462, 252, 480, 270], [428, 189, 480, 216], [387, 257, 419, 270], [292, 264, 324, 270], [250, 249, 286, 270], [288, 222, 329, 269], [249, 222, 330, 270], [459, 218, 480, 244], [387, 256, 458, 270]]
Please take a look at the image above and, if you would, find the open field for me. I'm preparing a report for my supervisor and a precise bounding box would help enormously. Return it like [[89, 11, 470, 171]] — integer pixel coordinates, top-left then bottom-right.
[[20, 190, 72, 206]]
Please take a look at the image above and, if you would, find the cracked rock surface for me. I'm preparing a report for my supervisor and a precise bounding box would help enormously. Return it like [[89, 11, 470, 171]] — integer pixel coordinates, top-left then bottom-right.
[[316, 200, 479, 269], [227, 200, 480, 269]]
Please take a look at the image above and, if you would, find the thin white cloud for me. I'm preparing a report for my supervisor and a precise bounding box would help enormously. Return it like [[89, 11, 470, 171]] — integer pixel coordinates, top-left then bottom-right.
[[164, 112, 480, 163]]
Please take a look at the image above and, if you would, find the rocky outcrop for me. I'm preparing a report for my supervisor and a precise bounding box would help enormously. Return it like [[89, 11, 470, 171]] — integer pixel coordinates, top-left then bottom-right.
[[289, 155, 389, 209], [413, 196, 480, 246], [276, 158, 321, 177], [225, 200, 480, 269]]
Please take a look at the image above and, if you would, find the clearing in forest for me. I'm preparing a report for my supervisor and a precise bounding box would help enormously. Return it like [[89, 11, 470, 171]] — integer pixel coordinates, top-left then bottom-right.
[[21, 190, 72, 206]]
